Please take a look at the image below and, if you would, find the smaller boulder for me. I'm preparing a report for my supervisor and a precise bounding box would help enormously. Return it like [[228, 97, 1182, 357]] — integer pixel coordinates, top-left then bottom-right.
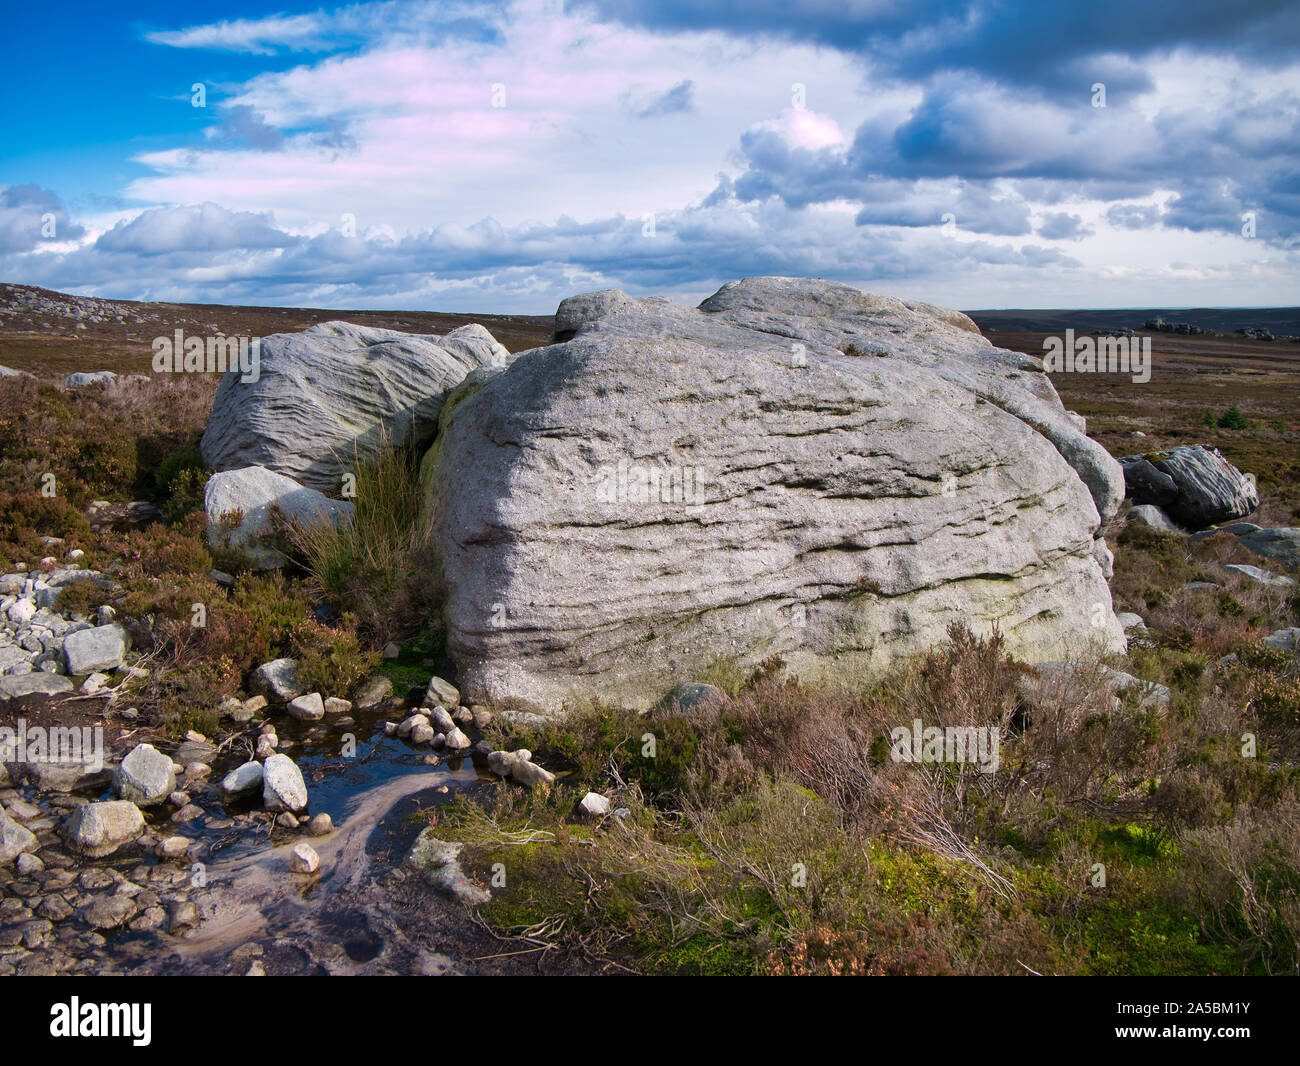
[[113, 743, 176, 807]]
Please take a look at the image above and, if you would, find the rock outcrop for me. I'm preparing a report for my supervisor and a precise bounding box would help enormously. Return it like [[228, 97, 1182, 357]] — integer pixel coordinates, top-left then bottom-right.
[[1120, 446, 1258, 530], [200, 321, 510, 492], [426, 276, 1126, 712]]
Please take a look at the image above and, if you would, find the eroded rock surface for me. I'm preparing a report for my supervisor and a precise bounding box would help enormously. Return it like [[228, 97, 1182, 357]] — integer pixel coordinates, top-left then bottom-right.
[[427, 276, 1126, 711]]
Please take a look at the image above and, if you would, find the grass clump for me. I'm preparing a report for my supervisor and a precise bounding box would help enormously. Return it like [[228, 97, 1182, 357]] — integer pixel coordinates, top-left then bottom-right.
[[284, 433, 441, 644]]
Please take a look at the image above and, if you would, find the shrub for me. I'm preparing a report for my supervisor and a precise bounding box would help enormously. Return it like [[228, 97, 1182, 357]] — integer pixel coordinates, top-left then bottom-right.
[[292, 615, 381, 697], [1217, 405, 1249, 430]]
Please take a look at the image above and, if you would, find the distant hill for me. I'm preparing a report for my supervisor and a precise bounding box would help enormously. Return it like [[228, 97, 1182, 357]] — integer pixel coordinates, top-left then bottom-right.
[[965, 306, 1300, 336]]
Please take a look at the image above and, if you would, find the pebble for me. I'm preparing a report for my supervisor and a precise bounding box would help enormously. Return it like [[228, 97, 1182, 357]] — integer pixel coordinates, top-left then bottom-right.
[[289, 842, 320, 874]]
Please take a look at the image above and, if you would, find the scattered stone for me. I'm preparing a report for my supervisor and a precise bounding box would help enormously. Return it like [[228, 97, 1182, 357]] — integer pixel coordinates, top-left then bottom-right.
[[397, 713, 428, 739], [323, 696, 351, 715], [250, 658, 303, 702], [221, 761, 264, 801], [276, 812, 299, 829], [156, 836, 190, 860], [353, 675, 393, 710], [287, 691, 326, 722], [15, 852, 44, 875], [1225, 564, 1296, 589], [80, 672, 112, 694], [382, 642, 401, 659], [658, 682, 728, 715], [167, 900, 199, 934], [113, 743, 176, 807], [1128, 504, 1180, 533], [406, 828, 490, 906], [81, 895, 138, 931], [0, 673, 74, 701], [578, 792, 611, 819], [427, 705, 456, 732], [443, 726, 471, 751], [289, 842, 320, 874], [0, 811, 38, 863], [1263, 628, 1300, 654], [262, 754, 308, 812], [1236, 527, 1300, 569], [307, 813, 333, 837], [62, 623, 128, 675], [1115, 612, 1147, 633], [511, 758, 556, 790], [426, 676, 459, 708], [61, 800, 145, 858]]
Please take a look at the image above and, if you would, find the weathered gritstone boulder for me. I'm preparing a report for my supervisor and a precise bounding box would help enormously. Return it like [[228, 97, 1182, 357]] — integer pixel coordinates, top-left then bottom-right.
[[205, 466, 353, 570], [427, 277, 1126, 712], [1120, 446, 1258, 530], [201, 320, 511, 493]]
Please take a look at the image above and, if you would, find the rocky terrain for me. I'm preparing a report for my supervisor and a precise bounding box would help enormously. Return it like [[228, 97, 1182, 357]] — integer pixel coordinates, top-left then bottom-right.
[[2, 278, 1299, 976]]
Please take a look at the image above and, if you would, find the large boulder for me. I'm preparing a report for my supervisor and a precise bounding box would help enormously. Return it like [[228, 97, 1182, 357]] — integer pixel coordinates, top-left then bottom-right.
[[205, 466, 353, 569], [1119, 446, 1258, 530], [426, 276, 1126, 712], [200, 321, 510, 493]]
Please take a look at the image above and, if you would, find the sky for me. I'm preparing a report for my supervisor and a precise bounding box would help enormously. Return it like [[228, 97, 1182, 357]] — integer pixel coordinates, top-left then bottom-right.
[[1, 0, 1298, 313]]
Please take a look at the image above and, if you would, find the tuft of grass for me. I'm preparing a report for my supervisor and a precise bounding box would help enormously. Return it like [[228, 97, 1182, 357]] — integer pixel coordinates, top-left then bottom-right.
[[284, 432, 441, 642]]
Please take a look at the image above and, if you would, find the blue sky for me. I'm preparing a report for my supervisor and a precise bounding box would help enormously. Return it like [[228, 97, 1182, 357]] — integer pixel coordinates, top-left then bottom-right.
[[2, 0, 1297, 312]]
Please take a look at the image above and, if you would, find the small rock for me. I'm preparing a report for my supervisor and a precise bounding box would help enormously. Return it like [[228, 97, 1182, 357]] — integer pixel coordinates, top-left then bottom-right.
[[382, 642, 401, 659], [113, 743, 176, 807], [426, 676, 459, 707], [511, 758, 556, 790], [61, 800, 145, 858], [443, 726, 471, 751], [353, 675, 393, 710], [167, 900, 199, 934], [15, 852, 44, 875], [287, 692, 326, 722], [289, 842, 320, 874], [323, 696, 351, 715], [262, 754, 309, 812], [1225, 564, 1295, 588], [62, 623, 128, 675], [250, 658, 303, 703], [578, 792, 611, 819], [82, 895, 138, 931], [307, 812, 333, 836], [156, 836, 190, 860], [221, 760, 264, 800]]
